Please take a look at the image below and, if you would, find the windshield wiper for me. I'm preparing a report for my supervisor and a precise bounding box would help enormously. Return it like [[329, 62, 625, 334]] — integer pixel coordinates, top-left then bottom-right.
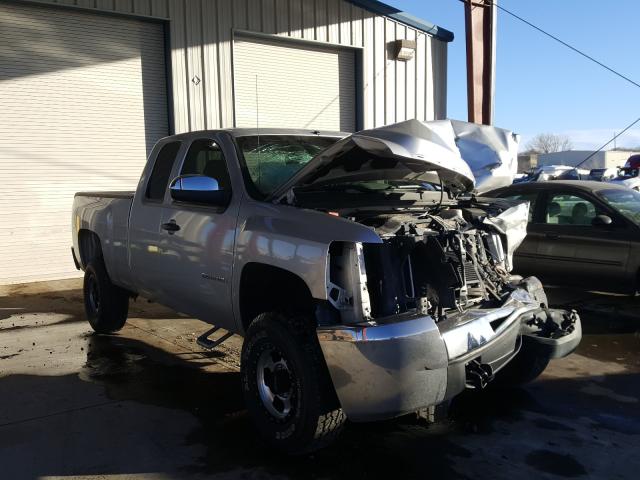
[[294, 183, 390, 194]]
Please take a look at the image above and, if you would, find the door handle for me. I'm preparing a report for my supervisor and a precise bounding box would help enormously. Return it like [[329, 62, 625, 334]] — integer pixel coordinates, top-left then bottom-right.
[[161, 220, 180, 233], [545, 233, 559, 240]]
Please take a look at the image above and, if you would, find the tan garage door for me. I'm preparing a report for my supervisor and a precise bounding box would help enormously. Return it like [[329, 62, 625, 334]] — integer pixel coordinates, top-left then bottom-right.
[[0, 3, 168, 284], [234, 36, 356, 132]]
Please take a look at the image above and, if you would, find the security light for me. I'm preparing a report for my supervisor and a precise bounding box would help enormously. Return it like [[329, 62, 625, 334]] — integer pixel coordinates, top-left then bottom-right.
[[394, 39, 416, 61]]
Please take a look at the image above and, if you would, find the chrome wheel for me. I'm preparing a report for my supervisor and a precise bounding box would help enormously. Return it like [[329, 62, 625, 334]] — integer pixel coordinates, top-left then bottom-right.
[[256, 347, 294, 419]]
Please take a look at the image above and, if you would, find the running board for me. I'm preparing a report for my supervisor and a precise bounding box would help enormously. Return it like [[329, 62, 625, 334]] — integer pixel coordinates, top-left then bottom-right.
[[196, 326, 233, 351]]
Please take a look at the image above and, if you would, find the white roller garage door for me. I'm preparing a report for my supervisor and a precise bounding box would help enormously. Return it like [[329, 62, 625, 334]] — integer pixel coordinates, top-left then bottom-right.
[[0, 3, 168, 284], [234, 36, 356, 132]]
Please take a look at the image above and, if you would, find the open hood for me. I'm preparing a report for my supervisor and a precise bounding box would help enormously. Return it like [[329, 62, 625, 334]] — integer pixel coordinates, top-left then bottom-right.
[[272, 119, 519, 202], [450, 119, 520, 193]]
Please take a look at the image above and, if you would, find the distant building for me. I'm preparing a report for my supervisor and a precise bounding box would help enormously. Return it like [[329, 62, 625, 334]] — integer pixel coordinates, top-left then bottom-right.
[[517, 153, 539, 172], [536, 150, 637, 170]]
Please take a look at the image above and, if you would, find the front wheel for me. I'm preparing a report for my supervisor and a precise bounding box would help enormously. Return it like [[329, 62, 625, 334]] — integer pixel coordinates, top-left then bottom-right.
[[240, 312, 345, 454], [495, 344, 550, 386], [83, 260, 129, 333]]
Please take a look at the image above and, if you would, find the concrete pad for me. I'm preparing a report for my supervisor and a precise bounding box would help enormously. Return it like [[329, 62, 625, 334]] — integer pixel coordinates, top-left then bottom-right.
[[1, 281, 639, 479]]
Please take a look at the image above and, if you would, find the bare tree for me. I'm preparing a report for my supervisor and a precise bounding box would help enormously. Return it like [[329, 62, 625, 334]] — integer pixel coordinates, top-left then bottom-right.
[[525, 133, 573, 154]]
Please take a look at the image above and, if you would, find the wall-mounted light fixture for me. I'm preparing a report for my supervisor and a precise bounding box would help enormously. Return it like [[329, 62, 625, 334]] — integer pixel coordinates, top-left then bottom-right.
[[394, 39, 416, 61]]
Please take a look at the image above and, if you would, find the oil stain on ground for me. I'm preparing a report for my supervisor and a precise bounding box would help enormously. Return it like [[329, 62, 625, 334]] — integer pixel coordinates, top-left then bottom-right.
[[525, 450, 587, 477]]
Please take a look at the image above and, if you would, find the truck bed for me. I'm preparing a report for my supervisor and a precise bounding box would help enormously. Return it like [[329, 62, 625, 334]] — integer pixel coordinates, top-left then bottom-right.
[[75, 191, 135, 199], [72, 191, 135, 291]]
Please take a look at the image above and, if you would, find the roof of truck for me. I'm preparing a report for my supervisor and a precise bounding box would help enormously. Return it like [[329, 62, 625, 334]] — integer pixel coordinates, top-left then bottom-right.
[[162, 129, 350, 141]]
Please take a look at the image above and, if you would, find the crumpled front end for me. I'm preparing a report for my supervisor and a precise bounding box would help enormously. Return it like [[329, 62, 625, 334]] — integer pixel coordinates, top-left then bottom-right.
[[315, 199, 581, 422], [317, 279, 581, 422]]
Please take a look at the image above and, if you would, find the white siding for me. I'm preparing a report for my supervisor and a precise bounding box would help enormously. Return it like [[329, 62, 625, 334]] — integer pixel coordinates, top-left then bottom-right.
[[0, 2, 168, 284], [2, 0, 449, 285], [234, 36, 356, 131], [20, 0, 448, 130]]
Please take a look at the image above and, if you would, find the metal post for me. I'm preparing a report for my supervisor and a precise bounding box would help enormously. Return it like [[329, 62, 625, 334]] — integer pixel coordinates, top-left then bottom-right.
[[464, 0, 497, 125]]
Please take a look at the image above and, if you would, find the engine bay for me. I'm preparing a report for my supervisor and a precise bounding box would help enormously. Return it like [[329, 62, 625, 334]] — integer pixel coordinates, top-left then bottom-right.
[[327, 201, 527, 324]]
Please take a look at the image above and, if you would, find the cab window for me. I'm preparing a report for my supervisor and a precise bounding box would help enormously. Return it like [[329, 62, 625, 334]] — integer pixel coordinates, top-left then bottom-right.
[[544, 194, 598, 225], [181, 139, 231, 191]]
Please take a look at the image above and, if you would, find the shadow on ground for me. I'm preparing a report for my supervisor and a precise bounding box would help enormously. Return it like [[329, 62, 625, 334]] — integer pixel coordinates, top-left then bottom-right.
[[0, 287, 182, 325], [1, 284, 639, 479], [1, 331, 639, 479], [546, 286, 640, 334]]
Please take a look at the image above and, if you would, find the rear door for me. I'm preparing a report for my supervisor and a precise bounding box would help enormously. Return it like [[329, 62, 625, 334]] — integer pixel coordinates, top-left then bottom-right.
[[535, 190, 631, 287], [129, 141, 184, 299]]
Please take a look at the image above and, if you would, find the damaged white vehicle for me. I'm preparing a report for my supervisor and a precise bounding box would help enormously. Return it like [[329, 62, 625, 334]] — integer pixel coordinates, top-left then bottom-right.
[[71, 119, 581, 454]]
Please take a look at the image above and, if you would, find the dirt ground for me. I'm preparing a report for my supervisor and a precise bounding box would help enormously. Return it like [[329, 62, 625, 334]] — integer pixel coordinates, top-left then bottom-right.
[[1, 279, 639, 480]]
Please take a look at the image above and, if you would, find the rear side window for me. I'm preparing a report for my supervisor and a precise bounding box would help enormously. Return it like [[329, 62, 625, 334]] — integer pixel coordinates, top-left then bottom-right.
[[501, 192, 538, 222], [545, 193, 598, 225], [146, 142, 182, 200]]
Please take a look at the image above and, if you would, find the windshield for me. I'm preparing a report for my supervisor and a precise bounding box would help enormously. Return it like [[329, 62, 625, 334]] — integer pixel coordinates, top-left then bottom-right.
[[294, 177, 443, 194], [598, 188, 640, 224], [235, 135, 339, 198]]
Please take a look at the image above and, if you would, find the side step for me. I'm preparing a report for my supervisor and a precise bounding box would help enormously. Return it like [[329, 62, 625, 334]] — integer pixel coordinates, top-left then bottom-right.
[[196, 326, 234, 351]]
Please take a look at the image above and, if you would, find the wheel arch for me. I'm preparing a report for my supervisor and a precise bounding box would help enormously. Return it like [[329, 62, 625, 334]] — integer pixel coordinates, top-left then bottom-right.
[[238, 262, 317, 333], [77, 229, 103, 269]]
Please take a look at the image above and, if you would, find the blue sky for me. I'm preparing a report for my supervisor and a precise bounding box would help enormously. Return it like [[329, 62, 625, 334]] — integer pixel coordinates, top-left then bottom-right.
[[391, 0, 640, 151]]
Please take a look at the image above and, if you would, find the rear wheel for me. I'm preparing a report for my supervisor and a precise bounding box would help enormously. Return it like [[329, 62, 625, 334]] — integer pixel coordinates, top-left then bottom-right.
[[83, 260, 129, 333], [241, 312, 345, 454]]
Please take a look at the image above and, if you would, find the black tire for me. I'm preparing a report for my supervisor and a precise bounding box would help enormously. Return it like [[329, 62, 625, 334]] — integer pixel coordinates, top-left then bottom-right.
[[241, 312, 346, 454], [495, 345, 550, 387], [83, 260, 129, 334]]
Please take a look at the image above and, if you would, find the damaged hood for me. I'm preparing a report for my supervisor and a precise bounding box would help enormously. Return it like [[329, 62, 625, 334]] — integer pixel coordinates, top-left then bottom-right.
[[273, 119, 519, 201], [450, 120, 520, 194]]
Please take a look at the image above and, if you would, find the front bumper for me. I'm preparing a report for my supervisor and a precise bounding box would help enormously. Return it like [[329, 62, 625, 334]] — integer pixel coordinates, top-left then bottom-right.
[[317, 283, 581, 422]]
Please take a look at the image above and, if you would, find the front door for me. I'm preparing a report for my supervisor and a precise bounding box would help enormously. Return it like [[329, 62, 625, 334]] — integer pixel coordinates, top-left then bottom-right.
[[534, 191, 631, 288], [159, 136, 241, 329]]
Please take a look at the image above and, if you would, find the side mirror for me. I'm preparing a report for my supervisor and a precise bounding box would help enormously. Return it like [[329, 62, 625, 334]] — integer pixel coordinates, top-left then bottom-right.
[[592, 214, 613, 226], [169, 175, 230, 206]]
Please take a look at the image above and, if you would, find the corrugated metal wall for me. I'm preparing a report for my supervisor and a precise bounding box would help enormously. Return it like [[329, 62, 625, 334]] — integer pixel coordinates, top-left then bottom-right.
[[20, 0, 448, 131]]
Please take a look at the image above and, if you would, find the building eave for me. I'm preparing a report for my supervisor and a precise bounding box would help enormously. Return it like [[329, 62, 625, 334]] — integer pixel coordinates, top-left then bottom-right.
[[347, 0, 454, 42]]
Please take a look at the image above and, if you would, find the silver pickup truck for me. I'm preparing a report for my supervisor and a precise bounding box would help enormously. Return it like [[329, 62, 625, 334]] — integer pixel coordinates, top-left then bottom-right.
[[71, 119, 581, 454]]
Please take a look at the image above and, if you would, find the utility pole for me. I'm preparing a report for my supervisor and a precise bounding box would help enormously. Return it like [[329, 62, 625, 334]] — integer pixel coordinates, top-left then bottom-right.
[[464, 0, 498, 125]]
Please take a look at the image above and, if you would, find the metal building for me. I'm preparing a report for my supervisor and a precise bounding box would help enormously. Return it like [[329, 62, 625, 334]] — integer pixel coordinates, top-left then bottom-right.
[[537, 150, 637, 170], [0, 0, 453, 284]]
